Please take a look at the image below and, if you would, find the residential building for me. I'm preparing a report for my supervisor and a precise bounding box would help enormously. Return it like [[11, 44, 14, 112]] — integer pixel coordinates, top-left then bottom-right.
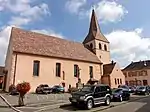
[[3, 9, 125, 92], [101, 61, 125, 88], [122, 60, 150, 86]]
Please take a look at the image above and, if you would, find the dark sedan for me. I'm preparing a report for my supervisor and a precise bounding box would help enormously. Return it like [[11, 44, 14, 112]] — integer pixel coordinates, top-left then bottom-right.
[[135, 86, 149, 95], [52, 85, 65, 93], [35, 84, 52, 94], [112, 88, 130, 102]]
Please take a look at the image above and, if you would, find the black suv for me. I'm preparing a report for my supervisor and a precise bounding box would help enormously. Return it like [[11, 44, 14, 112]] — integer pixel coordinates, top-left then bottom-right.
[[69, 84, 112, 109]]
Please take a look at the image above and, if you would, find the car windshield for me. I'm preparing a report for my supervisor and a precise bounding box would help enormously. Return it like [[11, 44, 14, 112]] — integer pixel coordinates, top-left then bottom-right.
[[113, 89, 122, 93], [81, 86, 94, 92], [44, 85, 49, 87], [138, 86, 145, 89]]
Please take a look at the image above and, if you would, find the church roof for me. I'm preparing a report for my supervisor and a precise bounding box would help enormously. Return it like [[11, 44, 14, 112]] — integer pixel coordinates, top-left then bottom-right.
[[83, 9, 109, 44], [103, 62, 116, 75], [11, 27, 102, 64]]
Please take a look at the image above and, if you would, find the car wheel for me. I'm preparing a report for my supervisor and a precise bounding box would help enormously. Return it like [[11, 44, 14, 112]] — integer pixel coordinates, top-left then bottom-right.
[[119, 95, 123, 102], [105, 96, 111, 106], [86, 99, 93, 110]]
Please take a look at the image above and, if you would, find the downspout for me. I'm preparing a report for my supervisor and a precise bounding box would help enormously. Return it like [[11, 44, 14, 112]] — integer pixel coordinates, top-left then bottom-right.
[[13, 54, 18, 85]]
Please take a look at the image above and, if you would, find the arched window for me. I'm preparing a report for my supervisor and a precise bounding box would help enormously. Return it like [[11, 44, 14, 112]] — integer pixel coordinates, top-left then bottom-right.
[[99, 43, 102, 49], [90, 43, 93, 49], [104, 44, 107, 51]]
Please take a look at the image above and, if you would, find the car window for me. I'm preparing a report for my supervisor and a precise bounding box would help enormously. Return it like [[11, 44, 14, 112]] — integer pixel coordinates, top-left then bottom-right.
[[95, 86, 101, 93], [44, 85, 49, 87], [113, 89, 122, 93], [81, 86, 94, 92]]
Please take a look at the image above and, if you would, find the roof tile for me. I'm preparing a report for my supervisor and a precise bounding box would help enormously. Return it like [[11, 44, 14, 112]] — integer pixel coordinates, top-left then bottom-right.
[[11, 27, 101, 64]]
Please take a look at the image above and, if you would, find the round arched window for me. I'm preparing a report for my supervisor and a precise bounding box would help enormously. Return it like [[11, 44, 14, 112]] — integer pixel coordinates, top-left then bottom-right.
[[104, 44, 107, 51], [99, 43, 102, 49], [90, 43, 93, 49]]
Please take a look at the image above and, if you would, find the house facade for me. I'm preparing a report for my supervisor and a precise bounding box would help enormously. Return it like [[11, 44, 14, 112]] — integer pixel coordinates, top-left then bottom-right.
[[122, 60, 150, 86], [4, 9, 125, 92], [101, 61, 125, 88]]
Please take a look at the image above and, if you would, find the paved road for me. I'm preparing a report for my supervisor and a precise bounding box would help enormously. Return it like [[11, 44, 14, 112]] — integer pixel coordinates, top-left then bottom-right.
[[0, 94, 149, 112], [100, 96, 150, 112], [37, 95, 150, 112]]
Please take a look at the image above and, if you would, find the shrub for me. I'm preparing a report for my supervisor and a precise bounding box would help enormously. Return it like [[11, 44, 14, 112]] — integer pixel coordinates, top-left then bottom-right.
[[16, 82, 31, 95]]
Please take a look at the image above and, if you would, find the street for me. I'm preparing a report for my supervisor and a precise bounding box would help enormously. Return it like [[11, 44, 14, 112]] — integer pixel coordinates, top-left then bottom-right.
[[0, 94, 150, 112], [100, 96, 150, 112]]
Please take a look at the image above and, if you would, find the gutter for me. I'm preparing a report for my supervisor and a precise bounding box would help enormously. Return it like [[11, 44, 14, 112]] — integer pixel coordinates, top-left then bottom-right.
[[13, 53, 18, 85]]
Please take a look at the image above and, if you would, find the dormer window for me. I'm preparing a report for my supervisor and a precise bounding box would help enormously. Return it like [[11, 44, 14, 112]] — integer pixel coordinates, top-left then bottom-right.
[[104, 44, 107, 51], [90, 43, 93, 49], [99, 43, 102, 49]]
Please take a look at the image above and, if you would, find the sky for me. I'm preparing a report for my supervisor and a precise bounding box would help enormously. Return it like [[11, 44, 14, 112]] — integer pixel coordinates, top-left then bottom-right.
[[0, 0, 150, 68]]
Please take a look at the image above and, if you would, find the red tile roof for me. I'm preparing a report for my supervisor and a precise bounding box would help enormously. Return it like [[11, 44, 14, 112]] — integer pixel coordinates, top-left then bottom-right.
[[11, 27, 101, 64], [103, 62, 116, 75]]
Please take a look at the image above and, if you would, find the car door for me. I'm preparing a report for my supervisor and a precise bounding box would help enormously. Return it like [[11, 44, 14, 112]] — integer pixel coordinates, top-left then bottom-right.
[[93, 86, 106, 104], [93, 86, 101, 103]]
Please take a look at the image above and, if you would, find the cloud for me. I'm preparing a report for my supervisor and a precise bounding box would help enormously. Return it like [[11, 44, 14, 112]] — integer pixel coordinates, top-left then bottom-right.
[[94, 0, 128, 23], [9, 3, 50, 26], [32, 29, 65, 38], [0, 26, 12, 65], [0, 0, 50, 26], [9, 17, 31, 26], [65, 0, 87, 14], [0, 0, 31, 13], [66, 0, 128, 23], [105, 28, 150, 67]]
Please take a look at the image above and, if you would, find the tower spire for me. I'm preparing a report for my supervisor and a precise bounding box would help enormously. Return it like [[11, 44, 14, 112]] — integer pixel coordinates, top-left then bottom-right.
[[83, 9, 109, 44]]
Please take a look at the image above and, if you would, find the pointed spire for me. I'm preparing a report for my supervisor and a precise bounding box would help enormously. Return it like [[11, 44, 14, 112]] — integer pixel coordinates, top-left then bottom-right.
[[83, 9, 109, 44]]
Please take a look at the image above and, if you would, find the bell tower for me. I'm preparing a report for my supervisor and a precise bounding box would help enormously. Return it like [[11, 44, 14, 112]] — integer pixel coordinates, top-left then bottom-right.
[[83, 9, 111, 64]]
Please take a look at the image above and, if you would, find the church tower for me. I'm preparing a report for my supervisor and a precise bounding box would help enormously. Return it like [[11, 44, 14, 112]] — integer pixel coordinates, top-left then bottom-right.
[[83, 9, 111, 64]]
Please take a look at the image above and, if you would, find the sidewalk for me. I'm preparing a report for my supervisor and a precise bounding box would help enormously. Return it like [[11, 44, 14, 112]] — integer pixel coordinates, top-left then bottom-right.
[[0, 93, 71, 107]]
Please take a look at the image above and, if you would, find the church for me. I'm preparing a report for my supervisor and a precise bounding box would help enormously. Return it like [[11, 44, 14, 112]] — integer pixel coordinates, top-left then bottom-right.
[[3, 9, 125, 92]]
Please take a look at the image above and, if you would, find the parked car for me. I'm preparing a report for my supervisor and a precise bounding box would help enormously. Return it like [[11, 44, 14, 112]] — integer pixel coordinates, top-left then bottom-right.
[[118, 85, 131, 93], [10, 87, 19, 95], [112, 88, 130, 102], [69, 84, 112, 110], [129, 86, 136, 93], [52, 85, 65, 93], [135, 86, 150, 95], [35, 84, 52, 94]]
